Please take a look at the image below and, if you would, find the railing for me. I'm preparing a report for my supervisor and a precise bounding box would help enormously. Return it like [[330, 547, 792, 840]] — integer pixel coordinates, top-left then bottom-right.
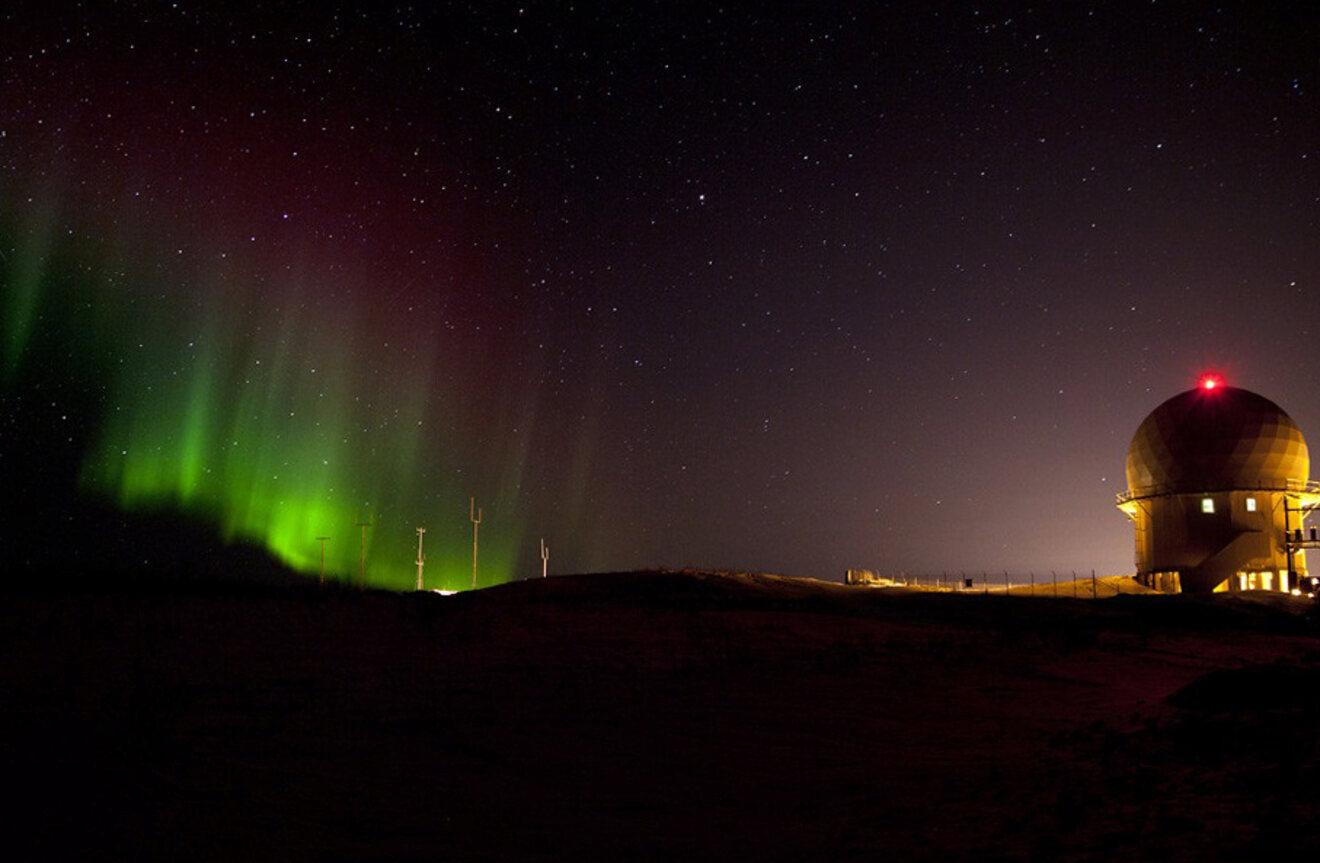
[[1116, 478, 1320, 506]]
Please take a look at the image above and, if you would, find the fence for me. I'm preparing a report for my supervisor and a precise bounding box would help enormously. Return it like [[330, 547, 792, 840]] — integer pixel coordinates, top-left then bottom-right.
[[847, 570, 1152, 599]]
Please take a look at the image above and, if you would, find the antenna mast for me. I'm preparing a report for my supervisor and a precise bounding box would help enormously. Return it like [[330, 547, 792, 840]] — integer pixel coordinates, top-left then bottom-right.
[[316, 536, 330, 586], [415, 526, 427, 591], [470, 496, 482, 589], [354, 511, 373, 588], [540, 537, 549, 579]]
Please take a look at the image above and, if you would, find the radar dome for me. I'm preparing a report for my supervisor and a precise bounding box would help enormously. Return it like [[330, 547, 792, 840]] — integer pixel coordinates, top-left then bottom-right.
[[1125, 385, 1309, 496]]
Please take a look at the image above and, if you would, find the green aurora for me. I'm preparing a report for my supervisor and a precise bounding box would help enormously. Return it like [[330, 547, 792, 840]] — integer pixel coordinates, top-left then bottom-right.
[[2, 201, 526, 591]]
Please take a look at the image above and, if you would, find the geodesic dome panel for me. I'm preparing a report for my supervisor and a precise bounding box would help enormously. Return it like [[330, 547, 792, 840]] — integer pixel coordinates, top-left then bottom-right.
[[1125, 386, 1309, 496]]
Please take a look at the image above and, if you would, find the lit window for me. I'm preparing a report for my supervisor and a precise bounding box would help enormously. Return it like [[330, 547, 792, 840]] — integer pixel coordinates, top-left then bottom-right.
[[1202, 498, 1215, 513], [1246, 497, 1257, 512]]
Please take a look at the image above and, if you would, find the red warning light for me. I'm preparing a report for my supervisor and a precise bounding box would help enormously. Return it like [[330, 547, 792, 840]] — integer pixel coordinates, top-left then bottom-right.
[[1199, 373, 1224, 391]]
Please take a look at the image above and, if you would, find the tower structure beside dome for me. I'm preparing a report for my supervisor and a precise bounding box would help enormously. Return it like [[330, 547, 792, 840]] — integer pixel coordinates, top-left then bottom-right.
[[1117, 379, 1320, 593]]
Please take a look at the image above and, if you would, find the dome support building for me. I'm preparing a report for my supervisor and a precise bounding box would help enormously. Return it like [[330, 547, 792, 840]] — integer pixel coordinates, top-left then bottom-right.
[[1117, 379, 1320, 594]]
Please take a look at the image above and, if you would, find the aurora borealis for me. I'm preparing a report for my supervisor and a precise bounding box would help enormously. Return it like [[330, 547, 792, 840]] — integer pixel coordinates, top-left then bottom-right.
[[3, 2, 1319, 587], [3, 168, 527, 589]]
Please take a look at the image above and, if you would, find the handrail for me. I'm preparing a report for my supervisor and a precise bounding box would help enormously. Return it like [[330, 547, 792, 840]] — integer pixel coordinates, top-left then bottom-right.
[[1116, 478, 1320, 506]]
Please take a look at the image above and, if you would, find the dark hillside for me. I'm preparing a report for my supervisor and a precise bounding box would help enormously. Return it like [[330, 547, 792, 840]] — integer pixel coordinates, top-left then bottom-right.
[[2, 571, 1318, 861]]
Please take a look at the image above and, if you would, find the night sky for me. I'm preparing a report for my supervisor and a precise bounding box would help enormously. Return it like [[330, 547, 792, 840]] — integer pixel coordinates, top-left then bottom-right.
[[2, 2, 1318, 589]]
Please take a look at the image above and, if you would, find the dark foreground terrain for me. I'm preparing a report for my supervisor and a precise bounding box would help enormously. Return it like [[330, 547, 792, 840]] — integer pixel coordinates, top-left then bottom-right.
[[3, 570, 1319, 861]]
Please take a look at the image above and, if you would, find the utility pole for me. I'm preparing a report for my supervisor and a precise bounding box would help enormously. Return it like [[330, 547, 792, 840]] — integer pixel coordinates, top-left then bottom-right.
[[540, 537, 549, 579], [470, 497, 482, 590], [355, 511, 373, 588], [415, 526, 427, 591], [316, 536, 330, 587]]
